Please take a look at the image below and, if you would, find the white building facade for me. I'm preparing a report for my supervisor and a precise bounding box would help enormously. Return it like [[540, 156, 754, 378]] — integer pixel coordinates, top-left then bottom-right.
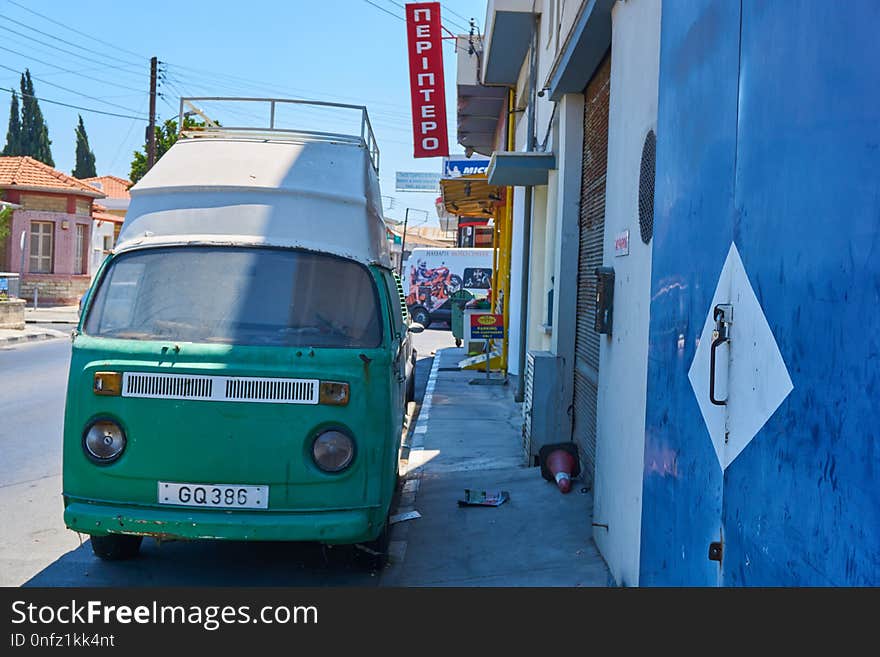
[[457, 0, 662, 585]]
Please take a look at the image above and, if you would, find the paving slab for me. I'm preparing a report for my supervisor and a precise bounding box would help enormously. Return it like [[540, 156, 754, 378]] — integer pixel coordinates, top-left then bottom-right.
[[382, 347, 609, 587]]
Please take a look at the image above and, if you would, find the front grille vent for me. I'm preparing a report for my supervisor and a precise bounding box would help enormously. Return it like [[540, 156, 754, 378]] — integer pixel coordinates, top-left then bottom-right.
[[122, 373, 319, 404], [225, 377, 318, 403]]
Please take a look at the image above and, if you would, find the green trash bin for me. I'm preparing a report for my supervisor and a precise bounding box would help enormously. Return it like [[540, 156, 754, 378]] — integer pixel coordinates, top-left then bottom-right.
[[450, 289, 474, 347]]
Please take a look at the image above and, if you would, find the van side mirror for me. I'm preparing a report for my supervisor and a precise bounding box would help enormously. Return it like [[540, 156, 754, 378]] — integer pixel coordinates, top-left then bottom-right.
[[408, 322, 425, 334]]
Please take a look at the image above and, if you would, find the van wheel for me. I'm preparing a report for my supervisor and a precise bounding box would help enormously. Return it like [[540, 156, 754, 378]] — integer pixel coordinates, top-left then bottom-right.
[[90, 534, 142, 561], [411, 306, 431, 328], [356, 518, 391, 571], [405, 372, 415, 403]]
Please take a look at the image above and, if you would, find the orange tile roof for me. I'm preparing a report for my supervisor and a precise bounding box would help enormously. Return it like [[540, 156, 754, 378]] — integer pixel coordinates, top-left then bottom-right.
[[93, 208, 124, 224], [80, 175, 131, 199], [0, 156, 104, 196]]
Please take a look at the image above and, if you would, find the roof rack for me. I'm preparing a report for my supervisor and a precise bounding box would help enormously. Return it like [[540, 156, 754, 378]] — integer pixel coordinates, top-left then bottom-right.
[[177, 97, 380, 172]]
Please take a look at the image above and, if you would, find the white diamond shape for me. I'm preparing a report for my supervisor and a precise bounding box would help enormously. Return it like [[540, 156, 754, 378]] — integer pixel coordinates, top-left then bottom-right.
[[688, 243, 794, 470]]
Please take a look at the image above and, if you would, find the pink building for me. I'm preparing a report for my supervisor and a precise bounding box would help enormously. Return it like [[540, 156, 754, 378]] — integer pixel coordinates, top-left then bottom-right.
[[0, 157, 105, 304]]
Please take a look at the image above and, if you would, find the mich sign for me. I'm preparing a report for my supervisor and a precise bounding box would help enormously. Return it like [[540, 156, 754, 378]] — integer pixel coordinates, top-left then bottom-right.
[[443, 155, 491, 178], [405, 2, 449, 159]]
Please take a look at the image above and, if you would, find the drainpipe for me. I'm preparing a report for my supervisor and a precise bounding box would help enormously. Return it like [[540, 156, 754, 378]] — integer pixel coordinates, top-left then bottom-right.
[[514, 12, 539, 403]]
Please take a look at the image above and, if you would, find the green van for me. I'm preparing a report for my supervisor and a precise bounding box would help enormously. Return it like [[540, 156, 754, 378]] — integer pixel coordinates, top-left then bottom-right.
[[63, 98, 420, 568]]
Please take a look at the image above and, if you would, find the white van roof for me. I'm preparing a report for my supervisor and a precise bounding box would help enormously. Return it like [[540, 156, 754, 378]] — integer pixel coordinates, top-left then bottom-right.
[[117, 98, 390, 268]]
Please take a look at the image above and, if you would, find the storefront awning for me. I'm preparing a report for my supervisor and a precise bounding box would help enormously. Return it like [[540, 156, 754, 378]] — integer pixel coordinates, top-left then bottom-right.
[[545, 0, 614, 101], [482, 0, 535, 85], [439, 175, 505, 218], [456, 35, 508, 157], [486, 151, 556, 186]]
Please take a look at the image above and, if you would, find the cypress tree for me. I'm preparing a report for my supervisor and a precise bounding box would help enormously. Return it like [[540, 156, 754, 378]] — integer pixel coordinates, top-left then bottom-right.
[[72, 115, 97, 178], [19, 70, 54, 166], [2, 91, 22, 156]]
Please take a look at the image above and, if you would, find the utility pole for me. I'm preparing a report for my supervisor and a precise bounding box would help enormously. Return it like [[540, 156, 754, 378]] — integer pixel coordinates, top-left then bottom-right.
[[146, 56, 157, 171], [399, 208, 410, 276], [398, 208, 428, 275]]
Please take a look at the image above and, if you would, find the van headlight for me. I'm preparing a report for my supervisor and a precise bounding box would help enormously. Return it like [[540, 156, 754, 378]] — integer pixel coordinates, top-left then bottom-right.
[[83, 419, 127, 463], [312, 429, 355, 473]]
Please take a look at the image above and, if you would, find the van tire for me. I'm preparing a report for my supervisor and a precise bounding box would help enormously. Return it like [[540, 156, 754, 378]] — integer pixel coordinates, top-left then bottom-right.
[[405, 371, 415, 403], [356, 502, 394, 571], [357, 521, 390, 571], [411, 306, 431, 328], [90, 534, 142, 561]]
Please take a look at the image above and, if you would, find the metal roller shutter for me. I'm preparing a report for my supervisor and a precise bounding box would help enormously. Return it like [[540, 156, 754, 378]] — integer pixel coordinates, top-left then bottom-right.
[[572, 52, 611, 486]]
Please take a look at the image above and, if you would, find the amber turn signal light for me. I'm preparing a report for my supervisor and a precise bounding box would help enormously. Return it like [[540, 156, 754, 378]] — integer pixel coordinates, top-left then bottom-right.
[[93, 371, 122, 396], [319, 381, 350, 406]]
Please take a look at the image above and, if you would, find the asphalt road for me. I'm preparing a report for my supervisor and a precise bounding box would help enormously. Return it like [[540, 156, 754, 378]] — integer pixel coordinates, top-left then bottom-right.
[[0, 327, 455, 587]]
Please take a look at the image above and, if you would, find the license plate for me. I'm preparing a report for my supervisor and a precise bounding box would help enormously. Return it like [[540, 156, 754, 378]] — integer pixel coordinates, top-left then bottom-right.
[[158, 482, 268, 509]]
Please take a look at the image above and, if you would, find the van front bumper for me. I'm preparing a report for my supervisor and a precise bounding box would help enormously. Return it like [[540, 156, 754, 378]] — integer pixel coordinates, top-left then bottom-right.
[[63, 500, 382, 544]]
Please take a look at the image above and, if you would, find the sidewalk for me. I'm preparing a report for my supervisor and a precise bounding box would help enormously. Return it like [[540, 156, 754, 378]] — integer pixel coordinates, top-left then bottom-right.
[[0, 325, 67, 345], [24, 305, 80, 324], [381, 347, 610, 587]]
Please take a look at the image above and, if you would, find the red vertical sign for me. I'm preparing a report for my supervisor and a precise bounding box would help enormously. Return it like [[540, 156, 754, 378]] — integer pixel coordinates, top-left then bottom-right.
[[405, 2, 450, 158]]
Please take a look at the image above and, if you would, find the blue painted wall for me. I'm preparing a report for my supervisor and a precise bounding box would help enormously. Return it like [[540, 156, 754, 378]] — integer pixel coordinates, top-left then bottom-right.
[[641, 0, 880, 585]]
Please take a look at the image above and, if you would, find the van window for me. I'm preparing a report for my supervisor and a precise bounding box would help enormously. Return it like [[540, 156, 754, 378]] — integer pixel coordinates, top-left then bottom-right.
[[392, 271, 410, 323], [84, 246, 382, 348], [383, 270, 405, 337]]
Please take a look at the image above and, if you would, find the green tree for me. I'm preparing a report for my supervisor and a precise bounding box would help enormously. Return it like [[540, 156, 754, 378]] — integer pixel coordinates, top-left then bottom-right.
[[71, 115, 97, 178], [19, 70, 54, 166], [129, 116, 207, 183], [0, 204, 12, 242], [2, 91, 22, 156]]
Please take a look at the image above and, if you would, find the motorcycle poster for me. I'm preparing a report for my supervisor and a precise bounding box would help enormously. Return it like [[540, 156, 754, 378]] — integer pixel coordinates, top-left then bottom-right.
[[406, 259, 464, 313]]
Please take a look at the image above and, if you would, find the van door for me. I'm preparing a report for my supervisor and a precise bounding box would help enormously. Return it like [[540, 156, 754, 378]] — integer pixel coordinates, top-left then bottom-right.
[[381, 270, 406, 414]]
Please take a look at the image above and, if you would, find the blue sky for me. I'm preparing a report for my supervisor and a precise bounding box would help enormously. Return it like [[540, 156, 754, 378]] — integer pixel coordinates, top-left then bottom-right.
[[0, 0, 488, 226]]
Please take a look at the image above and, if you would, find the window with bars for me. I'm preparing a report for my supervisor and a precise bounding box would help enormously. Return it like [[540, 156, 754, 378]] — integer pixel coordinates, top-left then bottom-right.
[[75, 224, 87, 274], [29, 221, 54, 274]]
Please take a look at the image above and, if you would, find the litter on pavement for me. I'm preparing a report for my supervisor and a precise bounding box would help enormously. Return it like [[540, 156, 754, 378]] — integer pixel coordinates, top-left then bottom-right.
[[457, 489, 510, 507], [390, 510, 422, 524]]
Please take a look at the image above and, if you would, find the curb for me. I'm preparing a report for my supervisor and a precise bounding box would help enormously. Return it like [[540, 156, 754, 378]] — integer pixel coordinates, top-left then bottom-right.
[[0, 330, 67, 346], [385, 352, 442, 570]]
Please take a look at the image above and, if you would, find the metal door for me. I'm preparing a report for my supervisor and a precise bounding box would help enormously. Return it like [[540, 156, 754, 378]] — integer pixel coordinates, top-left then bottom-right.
[[641, 0, 880, 586], [571, 52, 610, 487]]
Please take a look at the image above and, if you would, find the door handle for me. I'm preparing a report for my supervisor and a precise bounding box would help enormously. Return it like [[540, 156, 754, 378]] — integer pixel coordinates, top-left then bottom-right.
[[709, 334, 727, 406], [709, 304, 732, 406]]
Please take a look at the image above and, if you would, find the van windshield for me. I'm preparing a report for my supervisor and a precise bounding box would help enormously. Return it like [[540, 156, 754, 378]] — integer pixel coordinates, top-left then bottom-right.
[[83, 246, 382, 348]]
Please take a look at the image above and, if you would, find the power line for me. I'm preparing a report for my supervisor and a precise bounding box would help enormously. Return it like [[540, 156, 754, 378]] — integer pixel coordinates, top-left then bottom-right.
[[0, 86, 147, 121], [158, 94, 177, 119], [0, 29, 141, 80], [0, 13, 145, 69], [362, 0, 404, 22], [108, 98, 148, 171], [166, 73, 454, 138], [363, 0, 468, 40], [440, 2, 478, 28], [0, 23, 145, 78], [384, 0, 471, 32], [5, 0, 149, 64], [0, 64, 147, 115], [166, 67, 419, 119], [0, 44, 145, 94]]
